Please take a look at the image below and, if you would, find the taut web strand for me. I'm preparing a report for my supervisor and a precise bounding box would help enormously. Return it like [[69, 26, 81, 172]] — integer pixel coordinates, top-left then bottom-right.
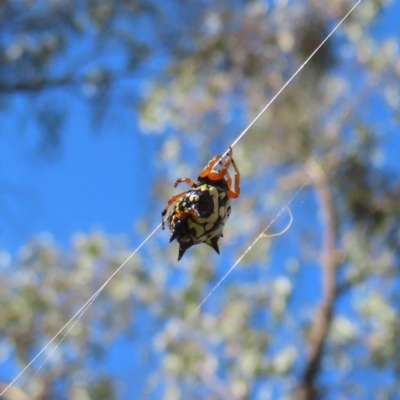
[[1, 0, 361, 395], [0, 224, 161, 396], [227, 0, 362, 154], [186, 184, 306, 323]]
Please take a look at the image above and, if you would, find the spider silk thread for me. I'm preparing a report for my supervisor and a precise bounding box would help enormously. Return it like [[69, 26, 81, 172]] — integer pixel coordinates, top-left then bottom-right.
[[0, 0, 362, 395]]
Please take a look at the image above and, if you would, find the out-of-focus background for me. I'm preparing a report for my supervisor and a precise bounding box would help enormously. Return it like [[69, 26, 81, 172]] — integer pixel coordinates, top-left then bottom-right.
[[1, 0, 400, 399]]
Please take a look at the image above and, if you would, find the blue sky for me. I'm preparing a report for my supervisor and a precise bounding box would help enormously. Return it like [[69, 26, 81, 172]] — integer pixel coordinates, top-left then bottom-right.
[[0, 97, 160, 253], [1, 0, 399, 254], [1, 1, 400, 398]]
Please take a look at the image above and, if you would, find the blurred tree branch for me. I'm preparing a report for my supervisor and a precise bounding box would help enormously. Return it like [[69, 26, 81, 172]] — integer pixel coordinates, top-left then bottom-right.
[[0, 76, 75, 94], [297, 159, 339, 400]]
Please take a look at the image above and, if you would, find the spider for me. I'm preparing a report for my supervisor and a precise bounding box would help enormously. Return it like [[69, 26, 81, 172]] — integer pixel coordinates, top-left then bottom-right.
[[162, 147, 241, 260]]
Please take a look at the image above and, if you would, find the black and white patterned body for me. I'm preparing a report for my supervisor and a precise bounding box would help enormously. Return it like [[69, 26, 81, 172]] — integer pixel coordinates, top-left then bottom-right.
[[168, 177, 232, 260]]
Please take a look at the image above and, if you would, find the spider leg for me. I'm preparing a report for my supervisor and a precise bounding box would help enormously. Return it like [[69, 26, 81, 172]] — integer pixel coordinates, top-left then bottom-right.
[[199, 154, 223, 178], [202, 147, 234, 181], [227, 156, 241, 199], [161, 191, 188, 229], [172, 206, 199, 223], [174, 178, 197, 188], [225, 167, 232, 190]]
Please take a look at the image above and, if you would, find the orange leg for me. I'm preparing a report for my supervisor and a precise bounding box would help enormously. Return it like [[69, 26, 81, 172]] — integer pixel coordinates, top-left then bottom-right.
[[174, 178, 196, 188], [227, 157, 241, 198], [225, 168, 232, 190], [198, 147, 240, 196], [199, 147, 235, 181], [174, 206, 199, 221], [199, 154, 223, 179], [206, 147, 235, 181], [161, 192, 187, 229]]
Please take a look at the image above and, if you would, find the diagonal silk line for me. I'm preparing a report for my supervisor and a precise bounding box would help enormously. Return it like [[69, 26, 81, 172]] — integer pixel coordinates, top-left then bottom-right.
[[226, 0, 362, 155], [2, 0, 362, 395], [191, 0, 362, 319], [187, 181, 308, 323], [0, 223, 161, 397], [23, 292, 100, 389]]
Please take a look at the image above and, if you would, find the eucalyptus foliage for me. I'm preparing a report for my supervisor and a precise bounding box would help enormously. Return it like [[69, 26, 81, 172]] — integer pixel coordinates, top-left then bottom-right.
[[1, 0, 400, 399]]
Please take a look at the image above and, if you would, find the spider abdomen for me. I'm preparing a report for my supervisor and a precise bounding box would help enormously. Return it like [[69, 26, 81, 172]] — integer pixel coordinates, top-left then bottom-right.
[[161, 147, 240, 260], [168, 184, 231, 260]]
